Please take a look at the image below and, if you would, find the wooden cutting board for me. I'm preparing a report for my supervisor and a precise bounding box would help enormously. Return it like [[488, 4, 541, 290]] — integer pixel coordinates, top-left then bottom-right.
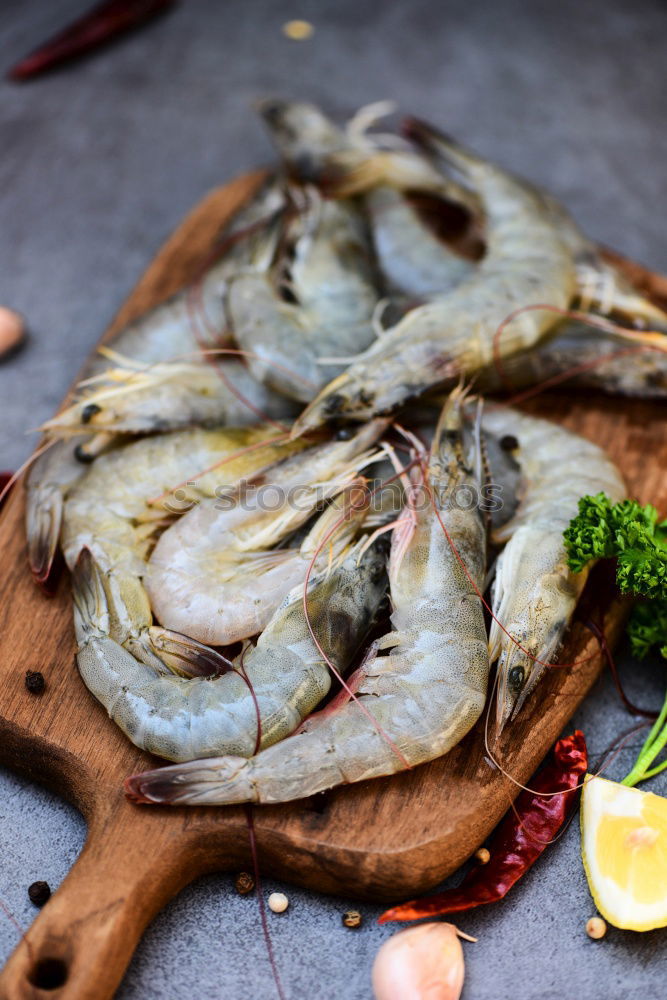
[[1, 171, 666, 1000]]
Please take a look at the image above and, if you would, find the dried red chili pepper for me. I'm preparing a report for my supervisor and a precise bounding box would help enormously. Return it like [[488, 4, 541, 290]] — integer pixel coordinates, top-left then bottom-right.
[[8, 0, 177, 82], [379, 729, 588, 923]]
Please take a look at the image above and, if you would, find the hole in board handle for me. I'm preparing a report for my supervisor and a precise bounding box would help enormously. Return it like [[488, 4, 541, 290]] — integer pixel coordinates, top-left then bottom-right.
[[28, 957, 68, 991]]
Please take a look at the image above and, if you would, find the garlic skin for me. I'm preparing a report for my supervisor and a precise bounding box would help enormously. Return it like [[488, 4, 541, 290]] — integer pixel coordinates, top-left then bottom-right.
[[372, 923, 465, 1000]]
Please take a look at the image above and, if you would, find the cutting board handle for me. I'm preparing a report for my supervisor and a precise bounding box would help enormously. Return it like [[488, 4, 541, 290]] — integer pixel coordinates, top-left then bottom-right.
[[0, 798, 200, 1000]]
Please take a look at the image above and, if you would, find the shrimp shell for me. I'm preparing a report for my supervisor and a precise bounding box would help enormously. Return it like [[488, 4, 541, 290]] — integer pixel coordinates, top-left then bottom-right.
[[259, 100, 479, 300]]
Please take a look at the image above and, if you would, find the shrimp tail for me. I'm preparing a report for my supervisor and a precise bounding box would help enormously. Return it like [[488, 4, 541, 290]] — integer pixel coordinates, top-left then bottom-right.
[[26, 484, 62, 582], [125, 756, 254, 805], [146, 627, 232, 678], [72, 549, 150, 709], [431, 384, 481, 493], [77, 548, 229, 680], [26, 438, 86, 583], [431, 383, 470, 453], [72, 547, 107, 642]]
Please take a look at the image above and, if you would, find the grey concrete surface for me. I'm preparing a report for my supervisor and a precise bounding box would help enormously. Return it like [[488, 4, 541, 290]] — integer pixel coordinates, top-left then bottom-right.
[[1, 0, 666, 997]]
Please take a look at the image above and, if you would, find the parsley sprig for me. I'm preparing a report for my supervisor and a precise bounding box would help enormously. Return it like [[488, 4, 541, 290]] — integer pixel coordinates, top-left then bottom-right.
[[564, 493, 667, 786]]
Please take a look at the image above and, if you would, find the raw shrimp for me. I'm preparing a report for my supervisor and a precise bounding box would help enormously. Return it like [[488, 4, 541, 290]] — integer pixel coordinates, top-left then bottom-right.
[[61, 425, 305, 675], [42, 179, 298, 440], [330, 106, 667, 332], [476, 323, 667, 399], [260, 99, 479, 300], [146, 419, 387, 644], [226, 187, 380, 402], [25, 177, 290, 581], [125, 389, 491, 805], [262, 101, 666, 327], [292, 120, 579, 434], [41, 356, 298, 438], [72, 499, 389, 762], [481, 405, 626, 731]]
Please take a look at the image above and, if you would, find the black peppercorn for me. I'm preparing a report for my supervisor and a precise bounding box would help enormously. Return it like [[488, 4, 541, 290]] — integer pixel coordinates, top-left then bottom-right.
[[28, 881, 51, 907], [25, 671, 45, 695]]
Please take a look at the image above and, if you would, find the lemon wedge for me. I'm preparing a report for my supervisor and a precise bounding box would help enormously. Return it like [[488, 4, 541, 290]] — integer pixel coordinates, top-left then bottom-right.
[[581, 774, 667, 931]]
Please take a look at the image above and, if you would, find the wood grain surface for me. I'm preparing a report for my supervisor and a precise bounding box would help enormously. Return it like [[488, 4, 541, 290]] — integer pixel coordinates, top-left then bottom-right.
[[0, 173, 665, 1000]]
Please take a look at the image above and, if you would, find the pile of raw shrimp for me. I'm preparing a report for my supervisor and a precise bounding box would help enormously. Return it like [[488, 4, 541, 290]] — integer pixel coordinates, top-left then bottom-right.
[[24, 100, 667, 807]]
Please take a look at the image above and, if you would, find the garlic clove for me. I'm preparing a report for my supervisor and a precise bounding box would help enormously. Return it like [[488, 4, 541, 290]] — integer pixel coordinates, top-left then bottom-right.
[[0, 307, 25, 358], [372, 922, 466, 1000]]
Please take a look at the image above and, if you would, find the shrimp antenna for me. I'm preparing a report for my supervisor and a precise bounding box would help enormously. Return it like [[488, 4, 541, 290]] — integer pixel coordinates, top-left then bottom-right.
[[392, 421, 428, 459], [356, 443, 417, 558]]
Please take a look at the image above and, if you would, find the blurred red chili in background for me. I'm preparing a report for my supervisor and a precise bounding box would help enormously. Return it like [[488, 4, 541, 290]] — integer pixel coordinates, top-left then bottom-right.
[[8, 0, 177, 82]]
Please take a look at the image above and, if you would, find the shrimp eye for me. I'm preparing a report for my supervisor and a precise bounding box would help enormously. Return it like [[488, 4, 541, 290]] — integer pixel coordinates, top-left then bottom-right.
[[81, 403, 101, 424], [323, 393, 344, 415], [508, 665, 525, 692], [74, 443, 96, 464], [500, 435, 519, 451]]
